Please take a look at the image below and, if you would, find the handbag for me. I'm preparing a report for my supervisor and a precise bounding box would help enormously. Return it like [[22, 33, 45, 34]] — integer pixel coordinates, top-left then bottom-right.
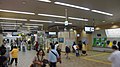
[[30, 63, 35, 67], [51, 51, 61, 63]]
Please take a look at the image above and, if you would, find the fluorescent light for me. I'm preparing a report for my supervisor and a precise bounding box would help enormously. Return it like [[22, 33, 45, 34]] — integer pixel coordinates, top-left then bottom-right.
[[38, 0, 51, 3], [54, 21, 72, 25], [25, 24, 43, 26], [38, 13, 66, 18], [1, 25, 19, 26], [91, 10, 113, 16], [68, 23, 72, 25], [0, 9, 35, 15], [0, 17, 27, 21], [23, 26, 38, 28], [0, 22, 22, 25], [38, 13, 88, 21], [54, 2, 90, 11], [30, 20, 52, 23], [54, 22, 65, 24], [69, 17, 88, 21]]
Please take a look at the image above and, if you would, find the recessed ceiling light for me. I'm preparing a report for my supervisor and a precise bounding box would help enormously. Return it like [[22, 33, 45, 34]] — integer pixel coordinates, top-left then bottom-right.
[[112, 22, 114, 24], [0, 9, 35, 15], [38, 0, 51, 3], [54, 2, 90, 11], [22, 1, 26, 4], [0, 17, 27, 21], [102, 21, 105, 22], [91, 10, 113, 16]]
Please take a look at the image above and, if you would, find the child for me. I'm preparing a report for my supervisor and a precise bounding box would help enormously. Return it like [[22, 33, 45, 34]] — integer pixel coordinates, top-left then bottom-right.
[[9, 46, 19, 66]]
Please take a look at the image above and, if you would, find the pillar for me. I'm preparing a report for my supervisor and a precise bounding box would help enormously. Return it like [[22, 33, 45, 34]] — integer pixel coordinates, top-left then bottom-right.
[[81, 29, 92, 50], [0, 26, 3, 45]]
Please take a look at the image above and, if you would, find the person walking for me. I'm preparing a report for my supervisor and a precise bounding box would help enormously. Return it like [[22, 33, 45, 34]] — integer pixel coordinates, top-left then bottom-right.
[[81, 42, 87, 56], [108, 45, 120, 67], [0, 49, 7, 67], [9, 46, 19, 66], [32, 49, 46, 67], [56, 45, 61, 63], [65, 45, 70, 59], [117, 41, 120, 51], [48, 45, 59, 67], [72, 42, 76, 53]]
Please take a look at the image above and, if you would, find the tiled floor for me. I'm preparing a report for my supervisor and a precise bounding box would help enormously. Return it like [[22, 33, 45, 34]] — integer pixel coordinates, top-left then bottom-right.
[[8, 50, 111, 67]]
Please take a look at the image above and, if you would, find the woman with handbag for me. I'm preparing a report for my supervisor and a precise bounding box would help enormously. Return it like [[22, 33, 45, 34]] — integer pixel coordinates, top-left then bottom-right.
[[31, 49, 46, 67]]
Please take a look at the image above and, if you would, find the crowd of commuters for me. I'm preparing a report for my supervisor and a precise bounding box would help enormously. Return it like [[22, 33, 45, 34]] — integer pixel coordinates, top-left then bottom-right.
[[0, 39, 33, 67], [1, 38, 120, 67]]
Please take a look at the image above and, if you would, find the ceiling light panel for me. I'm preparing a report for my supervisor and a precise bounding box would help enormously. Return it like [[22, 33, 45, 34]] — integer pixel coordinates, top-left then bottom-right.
[[0, 22, 22, 25], [55, 21, 72, 25], [68, 17, 88, 21], [30, 20, 52, 23], [25, 24, 43, 26], [38, 0, 51, 3], [91, 10, 113, 16], [1, 25, 19, 27], [0, 17, 27, 21], [54, 2, 90, 11], [38, 13, 66, 18], [23, 26, 38, 28], [38, 13, 88, 21], [0, 9, 35, 15]]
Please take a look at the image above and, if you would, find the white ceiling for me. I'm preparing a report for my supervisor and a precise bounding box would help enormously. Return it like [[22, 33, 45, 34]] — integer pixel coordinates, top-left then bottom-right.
[[0, 0, 120, 30]]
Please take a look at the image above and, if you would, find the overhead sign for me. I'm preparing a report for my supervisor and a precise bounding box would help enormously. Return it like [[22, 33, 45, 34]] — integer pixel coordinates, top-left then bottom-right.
[[65, 21, 68, 26]]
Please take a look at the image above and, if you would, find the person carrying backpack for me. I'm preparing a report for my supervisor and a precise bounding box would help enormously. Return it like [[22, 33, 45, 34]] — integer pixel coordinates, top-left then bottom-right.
[[65, 45, 71, 59]]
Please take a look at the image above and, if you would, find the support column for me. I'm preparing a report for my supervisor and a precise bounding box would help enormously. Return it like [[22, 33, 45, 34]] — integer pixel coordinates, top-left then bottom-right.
[[0, 26, 3, 45], [81, 30, 92, 50]]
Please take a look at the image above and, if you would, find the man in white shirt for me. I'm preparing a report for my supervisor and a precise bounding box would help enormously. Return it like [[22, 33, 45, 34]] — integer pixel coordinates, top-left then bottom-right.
[[108, 45, 120, 67], [48, 45, 59, 67]]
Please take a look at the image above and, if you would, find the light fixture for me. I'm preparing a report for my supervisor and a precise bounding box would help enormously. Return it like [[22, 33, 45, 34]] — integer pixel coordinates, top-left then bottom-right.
[[23, 26, 38, 28], [112, 22, 114, 24], [30, 19, 52, 23], [0, 9, 35, 15], [0, 17, 27, 21], [38, 13, 66, 18], [111, 25, 119, 28], [54, 2, 90, 11], [0, 22, 22, 25], [102, 21, 105, 22], [38, 0, 51, 3], [95, 27, 101, 30], [54, 21, 72, 25], [91, 10, 113, 16], [38, 13, 88, 21], [1, 25, 19, 27], [25, 24, 43, 26], [68, 17, 88, 21]]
